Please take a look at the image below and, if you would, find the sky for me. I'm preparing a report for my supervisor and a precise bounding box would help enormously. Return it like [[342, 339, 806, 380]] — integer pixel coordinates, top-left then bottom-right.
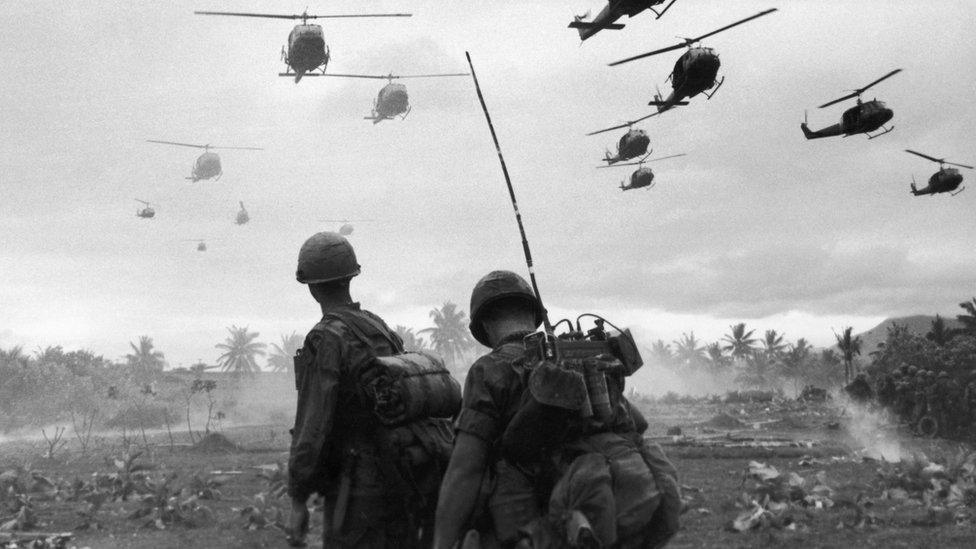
[[1, 0, 975, 373]]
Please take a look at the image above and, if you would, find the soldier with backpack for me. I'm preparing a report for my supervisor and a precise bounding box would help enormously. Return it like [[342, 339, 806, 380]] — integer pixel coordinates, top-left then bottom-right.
[[433, 270, 680, 549], [287, 232, 460, 548]]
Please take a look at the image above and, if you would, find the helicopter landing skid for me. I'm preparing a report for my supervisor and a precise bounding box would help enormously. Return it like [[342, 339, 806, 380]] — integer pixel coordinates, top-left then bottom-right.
[[651, 0, 680, 19], [866, 125, 894, 139], [704, 77, 725, 100], [951, 187, 966, 196], [399, 106, 412, 121]]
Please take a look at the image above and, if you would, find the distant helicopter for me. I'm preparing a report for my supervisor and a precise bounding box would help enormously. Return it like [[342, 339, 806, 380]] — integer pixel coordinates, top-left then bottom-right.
[[587, 112, 665, 165], [597, 152, 686, 190], [320, 219, 373, 236], [323, 72, 469, 123], [801, 70, 901, 140], [569, 0, 680, 41], [184, 239, 208, 252], [236, 201, 250, 225], [135, 199, 155, 219], [194, 10, 412, 83], [905, 149, 973, 197], [146, 140, 263, 182], [609, 9, 777, 113]]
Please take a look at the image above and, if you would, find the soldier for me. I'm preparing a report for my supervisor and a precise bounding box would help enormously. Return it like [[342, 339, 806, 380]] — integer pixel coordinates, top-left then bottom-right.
[[964, 377, 976, 436], [287, 232, 449, 548], [433, 270, 678, 549]]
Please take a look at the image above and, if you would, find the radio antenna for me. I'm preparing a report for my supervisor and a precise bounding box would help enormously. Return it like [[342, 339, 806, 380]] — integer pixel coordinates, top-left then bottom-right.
[[465, 52, 553, 334]]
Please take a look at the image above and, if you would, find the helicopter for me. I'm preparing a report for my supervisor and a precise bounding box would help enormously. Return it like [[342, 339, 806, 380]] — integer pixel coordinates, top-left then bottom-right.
[[322, 72, 470, 123], [569, 0, 680, 41], [587, 111, 666, 165], [135, 199, 156, 219], [597, 152, 686, 190], [905, 150, 973, 197], [194, 10, 412, 83], [319, 219, 373, 236], [609, 9, 777, 113], [800, 70, 901, 140], [184, 239, 208, 252], [146, 140, 263, 182], [236, 201, 250, 225]]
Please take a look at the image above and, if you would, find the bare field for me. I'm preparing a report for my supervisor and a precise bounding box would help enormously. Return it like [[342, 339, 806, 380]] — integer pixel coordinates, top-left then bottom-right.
[[2, 400, 975, 548]]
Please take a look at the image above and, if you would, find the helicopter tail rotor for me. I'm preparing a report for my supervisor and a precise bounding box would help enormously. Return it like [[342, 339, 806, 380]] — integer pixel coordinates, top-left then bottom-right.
[[910, 175, 918, 195]]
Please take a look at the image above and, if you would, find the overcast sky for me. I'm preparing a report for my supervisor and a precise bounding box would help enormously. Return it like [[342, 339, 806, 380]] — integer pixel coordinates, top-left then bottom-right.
[[2, 1, 975, 373]]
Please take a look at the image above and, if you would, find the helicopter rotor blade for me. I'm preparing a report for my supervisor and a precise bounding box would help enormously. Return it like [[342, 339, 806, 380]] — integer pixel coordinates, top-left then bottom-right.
[[209, 145, 264, 151], [819, 69, 901, 108], [586, 111, 660, 136], [194, 11, 412, 20], [134, 198, 151, 205], [945, 161, 975, 170], [322, 72, 470, 80], [609, 8, 777, 66], [904, 149, 944, 164], [646, 153, 687, 163], [856, 69, 902, 95], [146, 139, 208, 149]]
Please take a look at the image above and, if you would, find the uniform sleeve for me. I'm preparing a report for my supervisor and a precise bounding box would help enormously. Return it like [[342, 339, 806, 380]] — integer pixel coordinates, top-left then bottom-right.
[[455, 359, 503, 443], [287, 327, 344, 500]]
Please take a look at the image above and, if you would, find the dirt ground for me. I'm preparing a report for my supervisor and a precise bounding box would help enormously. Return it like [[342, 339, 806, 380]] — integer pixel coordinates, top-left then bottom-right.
[[2, 400, 975, 548]]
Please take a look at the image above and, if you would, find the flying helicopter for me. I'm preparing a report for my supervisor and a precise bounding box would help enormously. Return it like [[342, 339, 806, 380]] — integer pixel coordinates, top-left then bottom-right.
[[184, 239, 208, 252], [609, 9, 777, 113], [800, 70, 901, 140], [905, 149, 973, 197], [146, 140, 263, 182], [322, 72, 469, 123], [586, 112, 665, 165], [569, 0, 680, 41], [236, 201, 250, 225], [135, 199, 156, 219], [194, 10, 412, 83], [319, 219, 373, 236], [597, 152, 686, 191]]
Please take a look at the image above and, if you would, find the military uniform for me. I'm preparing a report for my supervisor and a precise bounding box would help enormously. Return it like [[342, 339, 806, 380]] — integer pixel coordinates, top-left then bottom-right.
[[289, 304, 418, 547], [288, 231, 445, 548], [450, 271, 677, 548]]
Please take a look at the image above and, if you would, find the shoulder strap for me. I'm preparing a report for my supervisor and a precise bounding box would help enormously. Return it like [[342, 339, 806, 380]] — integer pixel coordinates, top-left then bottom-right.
[[322, 309, 403, 354]]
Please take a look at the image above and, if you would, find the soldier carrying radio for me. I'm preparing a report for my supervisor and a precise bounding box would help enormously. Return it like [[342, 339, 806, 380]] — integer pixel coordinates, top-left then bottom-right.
[[286, 231, 461, 548], [432, 270, 681, 548]]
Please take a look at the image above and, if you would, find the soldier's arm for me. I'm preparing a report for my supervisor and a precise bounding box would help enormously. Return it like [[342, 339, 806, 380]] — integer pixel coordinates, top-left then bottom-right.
[[432, 432, 489, 549], [287, 328, 343, 501]]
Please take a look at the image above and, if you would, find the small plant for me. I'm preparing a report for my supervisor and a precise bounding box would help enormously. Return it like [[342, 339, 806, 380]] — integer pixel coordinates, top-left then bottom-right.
[[70, 408, 99, 456], [129, 473, 215, 530], [40, 427, 67, 459]]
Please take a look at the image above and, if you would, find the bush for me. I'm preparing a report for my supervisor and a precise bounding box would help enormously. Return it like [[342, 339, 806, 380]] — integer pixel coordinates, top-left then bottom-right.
[[105, 403, 178, 430]]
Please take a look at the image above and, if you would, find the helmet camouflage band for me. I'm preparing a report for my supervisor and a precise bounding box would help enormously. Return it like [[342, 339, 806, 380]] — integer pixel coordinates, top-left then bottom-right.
[[468, 270, 544, 347], [296, 232, 361, 284]]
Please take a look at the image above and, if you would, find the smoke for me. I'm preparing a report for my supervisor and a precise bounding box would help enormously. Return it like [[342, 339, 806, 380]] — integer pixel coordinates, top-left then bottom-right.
[[839, 395, 906, 462], [627, 361, 737, 397]]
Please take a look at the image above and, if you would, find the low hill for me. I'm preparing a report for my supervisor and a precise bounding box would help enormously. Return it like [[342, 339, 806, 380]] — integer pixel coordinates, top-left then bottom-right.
[[854, 315, 963, 354]]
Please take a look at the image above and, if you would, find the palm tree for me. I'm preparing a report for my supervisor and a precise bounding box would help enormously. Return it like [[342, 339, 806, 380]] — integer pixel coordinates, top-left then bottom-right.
[[216, 326, 266, 377], [722, 323, 757, 359], [761, 329, 787, 359], [703, 342, 731, 375], [649, 339, 674, 369], [395, 325, 429, 353], [781, 338, 812, 396], [268, 332, 303, 373], [925, 314, 952, 346], [834, 326, 862, 384], [125, 336, 166, 378], [957, 298, 976, 336], [420, 302, 474, 368], [672, 332, 705, 372]]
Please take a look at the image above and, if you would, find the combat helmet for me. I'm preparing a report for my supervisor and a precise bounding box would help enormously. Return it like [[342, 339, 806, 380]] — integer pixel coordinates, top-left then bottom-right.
[[469, 270, 544, 347], [295, 232, 361, 284]]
